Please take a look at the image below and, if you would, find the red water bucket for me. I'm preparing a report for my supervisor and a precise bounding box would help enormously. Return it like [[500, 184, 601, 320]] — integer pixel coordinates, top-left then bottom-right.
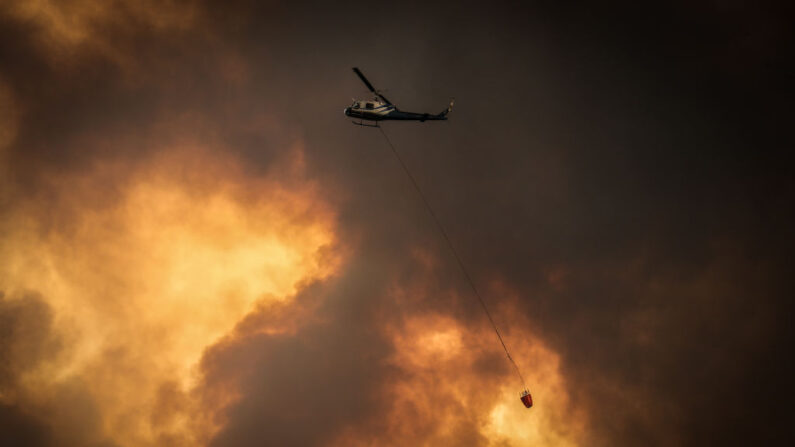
[[520, 389, 533, 408]]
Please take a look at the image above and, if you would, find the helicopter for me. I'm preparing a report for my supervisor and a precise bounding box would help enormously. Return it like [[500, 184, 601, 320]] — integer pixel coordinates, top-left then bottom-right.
[[344, 67, 454, 127]]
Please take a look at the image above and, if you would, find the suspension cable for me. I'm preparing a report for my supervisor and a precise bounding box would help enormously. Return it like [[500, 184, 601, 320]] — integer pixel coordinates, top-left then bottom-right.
[[378, 126, 527, 390]]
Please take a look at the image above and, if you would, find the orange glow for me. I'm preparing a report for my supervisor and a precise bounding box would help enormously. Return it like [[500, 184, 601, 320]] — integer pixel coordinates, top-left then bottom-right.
[[0, 77, 16, 173], [2, 0, 199, 48], [0, 145, 339, 446], [0, 0, 203, 73], [332, 287, 586, 446]]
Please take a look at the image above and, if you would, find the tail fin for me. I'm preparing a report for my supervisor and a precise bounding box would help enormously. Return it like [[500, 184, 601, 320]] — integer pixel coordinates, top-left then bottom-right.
[[438, 98, 455, 117]]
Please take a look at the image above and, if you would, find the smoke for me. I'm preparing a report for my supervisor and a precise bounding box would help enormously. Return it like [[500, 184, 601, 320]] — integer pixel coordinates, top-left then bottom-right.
[[0, 143, 338, 446], [2, 1, 793, 446]]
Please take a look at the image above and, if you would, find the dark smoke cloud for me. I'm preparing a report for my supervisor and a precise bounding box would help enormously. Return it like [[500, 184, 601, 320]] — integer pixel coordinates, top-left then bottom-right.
[[0, 292, 122, 447], [0, 293, 56, 387], [0, 293, 54, 447], [2, 1, 794, 446], [201, 272, 390, 447]]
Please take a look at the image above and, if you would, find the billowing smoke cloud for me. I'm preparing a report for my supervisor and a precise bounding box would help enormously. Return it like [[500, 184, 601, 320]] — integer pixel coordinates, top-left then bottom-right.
[[2, 1, 793, 446]]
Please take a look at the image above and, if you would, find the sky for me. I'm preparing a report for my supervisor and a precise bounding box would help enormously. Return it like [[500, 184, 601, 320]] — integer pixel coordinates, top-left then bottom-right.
[[1, 1, 793, 446]]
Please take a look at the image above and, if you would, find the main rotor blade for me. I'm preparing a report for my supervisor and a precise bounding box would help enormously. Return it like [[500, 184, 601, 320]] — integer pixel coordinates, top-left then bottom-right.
[[376, 93, 392, 105], [352, 67, 376, 93], [352, 67, 393, 105]]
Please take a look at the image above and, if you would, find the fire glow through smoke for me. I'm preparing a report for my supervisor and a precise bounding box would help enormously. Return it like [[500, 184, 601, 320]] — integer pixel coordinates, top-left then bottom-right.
[[0, 145, 339, 445], [334, 293, 586, 446], [1, 145, 585, 446]]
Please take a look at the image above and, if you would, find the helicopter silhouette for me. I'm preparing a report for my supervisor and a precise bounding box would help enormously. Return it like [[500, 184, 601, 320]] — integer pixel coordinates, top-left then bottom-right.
[[344, 67, 454, 127]]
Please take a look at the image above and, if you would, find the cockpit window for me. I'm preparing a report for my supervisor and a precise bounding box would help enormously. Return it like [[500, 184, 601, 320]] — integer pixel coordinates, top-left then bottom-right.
[[365, 102, 374, 109], [353, 102, 360, 109]]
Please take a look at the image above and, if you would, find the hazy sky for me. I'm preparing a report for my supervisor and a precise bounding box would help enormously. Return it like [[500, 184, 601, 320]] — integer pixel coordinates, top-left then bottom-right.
[[1, 1, 793, 446]]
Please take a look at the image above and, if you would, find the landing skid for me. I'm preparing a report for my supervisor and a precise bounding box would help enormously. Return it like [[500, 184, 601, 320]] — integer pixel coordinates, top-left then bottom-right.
[[351, 119, 379, 128]]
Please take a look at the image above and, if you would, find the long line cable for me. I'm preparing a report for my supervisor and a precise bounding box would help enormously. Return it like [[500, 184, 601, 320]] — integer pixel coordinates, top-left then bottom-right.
[[378, 126, 527, 390]]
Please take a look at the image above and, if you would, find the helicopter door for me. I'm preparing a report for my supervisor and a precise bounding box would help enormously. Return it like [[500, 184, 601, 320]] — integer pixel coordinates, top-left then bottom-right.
[[365, 102, 374, 110]]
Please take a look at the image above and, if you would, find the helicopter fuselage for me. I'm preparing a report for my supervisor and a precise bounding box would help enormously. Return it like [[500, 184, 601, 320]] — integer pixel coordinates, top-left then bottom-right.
[[345, 67, 453, 125], [344, 99, 449, 122]]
